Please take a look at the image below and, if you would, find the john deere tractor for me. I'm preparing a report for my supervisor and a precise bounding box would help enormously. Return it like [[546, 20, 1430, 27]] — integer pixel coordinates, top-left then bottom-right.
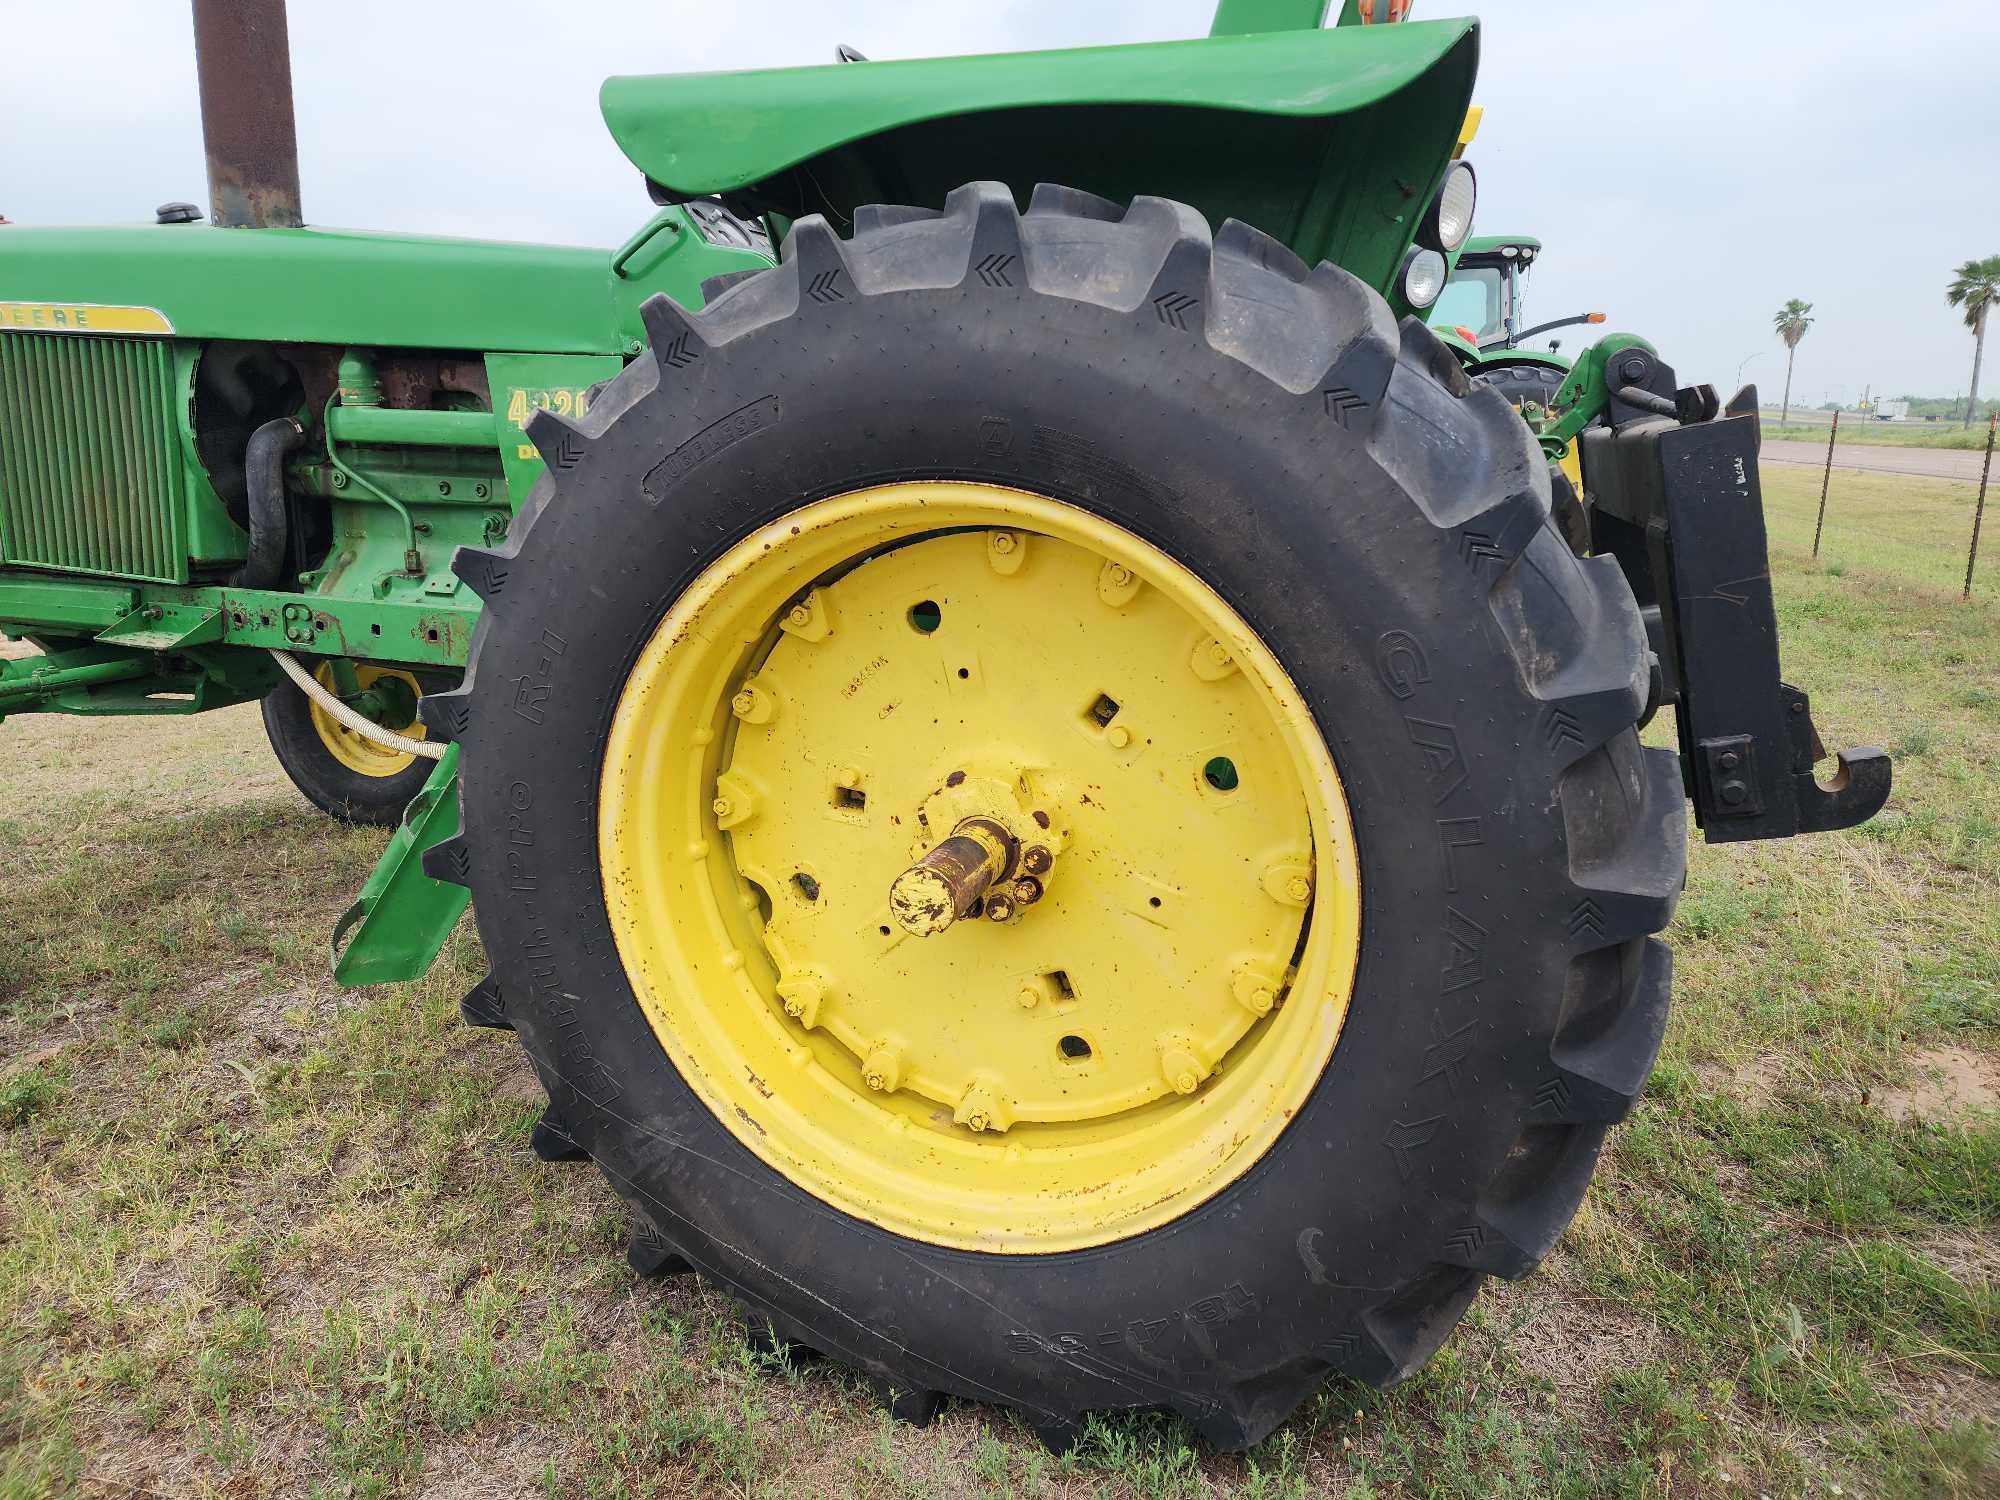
[[0, 0, 1889, 1451]]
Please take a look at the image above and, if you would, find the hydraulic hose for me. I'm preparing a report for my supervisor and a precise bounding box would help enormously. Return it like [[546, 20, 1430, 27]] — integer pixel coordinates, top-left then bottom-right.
[[229, 416, 307, 590], [268, 649, 445, 761]]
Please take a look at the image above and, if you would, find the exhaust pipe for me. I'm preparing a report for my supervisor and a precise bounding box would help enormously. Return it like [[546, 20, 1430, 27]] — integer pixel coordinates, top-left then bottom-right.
[[191, 0, 303, 228]]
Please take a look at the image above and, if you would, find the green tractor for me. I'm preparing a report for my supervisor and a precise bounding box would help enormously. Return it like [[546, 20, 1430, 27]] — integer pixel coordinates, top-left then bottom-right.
[[1428, 230, 1611, 515], [0, 0, 1888, 1450]]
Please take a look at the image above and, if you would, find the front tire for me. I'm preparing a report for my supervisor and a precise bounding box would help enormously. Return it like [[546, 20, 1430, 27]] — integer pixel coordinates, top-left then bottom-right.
[[261, 662, 434, 826], [423, 184, 1683, 1447]]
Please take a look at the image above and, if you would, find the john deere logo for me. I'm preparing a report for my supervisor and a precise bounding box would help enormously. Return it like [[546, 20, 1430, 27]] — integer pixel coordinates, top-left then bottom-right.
[[0, 301, 174, 335]]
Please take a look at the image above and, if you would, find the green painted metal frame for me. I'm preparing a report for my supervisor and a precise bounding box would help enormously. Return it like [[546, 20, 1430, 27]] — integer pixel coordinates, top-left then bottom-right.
[[330, 745, 470, 987]]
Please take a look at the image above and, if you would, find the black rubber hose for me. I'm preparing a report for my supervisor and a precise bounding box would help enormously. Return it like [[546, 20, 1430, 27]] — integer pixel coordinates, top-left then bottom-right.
[[228, 416, 307, 590]]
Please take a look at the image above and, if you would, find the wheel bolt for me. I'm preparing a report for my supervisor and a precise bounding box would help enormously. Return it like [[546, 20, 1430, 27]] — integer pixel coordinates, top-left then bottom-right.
[[711, 797, 733, 819], [966, 1109, 992, 1133], [1162, 1045, 1204, 1095], [1285, 875, 1313, 904], [786, 603, 813, 629], [731, 689, 757, 718], [991, 531, 1017, 555], [861, 1044, 902, 1094]]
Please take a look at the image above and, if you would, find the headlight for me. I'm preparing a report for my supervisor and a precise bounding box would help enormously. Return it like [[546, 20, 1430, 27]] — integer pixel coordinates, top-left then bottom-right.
[[1401, 248, 1448, 308], [1421, 161, 1477, 253]]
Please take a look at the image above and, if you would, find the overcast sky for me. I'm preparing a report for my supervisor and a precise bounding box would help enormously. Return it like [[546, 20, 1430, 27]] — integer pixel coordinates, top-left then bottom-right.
[[5, 1, 1996, 407]]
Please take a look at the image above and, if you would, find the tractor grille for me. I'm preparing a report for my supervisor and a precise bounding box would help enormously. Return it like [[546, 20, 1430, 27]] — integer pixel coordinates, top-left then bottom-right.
[[0, 332, 188, 583]]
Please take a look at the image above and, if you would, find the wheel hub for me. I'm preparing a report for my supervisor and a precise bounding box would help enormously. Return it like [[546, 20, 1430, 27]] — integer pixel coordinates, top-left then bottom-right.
[[717, 523, 1316, 1131]]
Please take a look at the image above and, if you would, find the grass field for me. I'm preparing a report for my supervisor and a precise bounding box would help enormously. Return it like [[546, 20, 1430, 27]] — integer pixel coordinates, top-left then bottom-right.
[[1758, 418, 1997, 452], [2, 462, 1994, 1498]]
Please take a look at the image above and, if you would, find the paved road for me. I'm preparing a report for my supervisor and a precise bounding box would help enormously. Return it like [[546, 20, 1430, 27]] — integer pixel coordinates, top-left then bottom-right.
[[1761, 438, 1991, 483]]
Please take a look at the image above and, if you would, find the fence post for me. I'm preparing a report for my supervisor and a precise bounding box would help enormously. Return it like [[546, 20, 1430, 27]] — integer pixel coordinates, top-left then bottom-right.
[[1967, 411, 1997, 600], [1812, 410, 1839, 558]]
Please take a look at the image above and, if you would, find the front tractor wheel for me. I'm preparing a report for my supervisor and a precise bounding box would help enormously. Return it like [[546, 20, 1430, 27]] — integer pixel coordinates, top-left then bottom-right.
[[261, 661, 433, 826], [423, 184, 1684, 1448]]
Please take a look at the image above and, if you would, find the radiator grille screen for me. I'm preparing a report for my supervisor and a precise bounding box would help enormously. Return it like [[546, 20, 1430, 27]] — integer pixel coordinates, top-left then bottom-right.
[[0, 332, 187, 584]]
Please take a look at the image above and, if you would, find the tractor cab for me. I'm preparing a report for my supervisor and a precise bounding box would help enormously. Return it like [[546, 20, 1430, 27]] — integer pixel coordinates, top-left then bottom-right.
[[1428, 233, 1539, 345]]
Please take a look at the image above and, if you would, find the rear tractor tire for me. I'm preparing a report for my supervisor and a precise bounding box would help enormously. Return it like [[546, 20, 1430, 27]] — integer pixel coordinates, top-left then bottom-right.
[[422, 183, 1684, 1448], [261, 661, 436, 827]]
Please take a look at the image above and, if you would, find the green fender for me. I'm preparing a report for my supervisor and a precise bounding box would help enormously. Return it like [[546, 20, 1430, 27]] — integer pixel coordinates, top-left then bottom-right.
[[600, 20, 1479, 302]]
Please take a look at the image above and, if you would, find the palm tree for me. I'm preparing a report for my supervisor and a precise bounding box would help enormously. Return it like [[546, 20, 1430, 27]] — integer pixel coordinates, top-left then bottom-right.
[[1946, 255, 2000, 428], [1772, 299, 1814, 422]]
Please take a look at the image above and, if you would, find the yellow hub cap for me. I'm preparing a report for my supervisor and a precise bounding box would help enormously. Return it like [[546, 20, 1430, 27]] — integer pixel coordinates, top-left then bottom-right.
[[308, 663, 425, 777], [599, 483, 1361, 1251]]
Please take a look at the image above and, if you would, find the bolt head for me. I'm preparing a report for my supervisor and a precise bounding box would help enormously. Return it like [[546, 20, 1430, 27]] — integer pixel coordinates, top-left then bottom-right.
[[786, 604, 813, 628], [1721, 781, 1748, 806], [1173, 1071, 1199, 1094], [985, 894, 1016, 922], [1021, 845, 1053, 875], [1109, 564, 1132, 585], [1620, 357, 1647, 381], [711, 797, 733, 819], [991, 531, 1017, 555], [1012, 876, 1043, 905], [863, 1070, 887, 1091], [1106, 725, 1132, 749], [966, 1110, 992, 1133], [1248, 986, 1275, 1015], [783, 996, 806, 1018], [1718, 751, 1741, 771], [1285, 875, 1313, 904], [1017, 985, 1041, 1009], [1208, 641, 1232, 667]]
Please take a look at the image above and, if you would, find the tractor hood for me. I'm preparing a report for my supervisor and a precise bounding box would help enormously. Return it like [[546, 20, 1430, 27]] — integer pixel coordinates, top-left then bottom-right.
[[0, 224, 647, 354], [602, 19, 1479, 297]]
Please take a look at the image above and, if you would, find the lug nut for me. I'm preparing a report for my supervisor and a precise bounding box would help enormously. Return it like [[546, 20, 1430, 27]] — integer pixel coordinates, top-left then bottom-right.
[[861, 1043, 903, 1094], [955, 1083, 1010, 1133], [1161, 1044, 1205, 1096]]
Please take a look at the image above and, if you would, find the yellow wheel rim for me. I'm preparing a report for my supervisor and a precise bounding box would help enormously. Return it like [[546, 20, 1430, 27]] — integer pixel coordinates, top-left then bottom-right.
[[308, 663, 426, 778], [599, 483, 1361, 1252]]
